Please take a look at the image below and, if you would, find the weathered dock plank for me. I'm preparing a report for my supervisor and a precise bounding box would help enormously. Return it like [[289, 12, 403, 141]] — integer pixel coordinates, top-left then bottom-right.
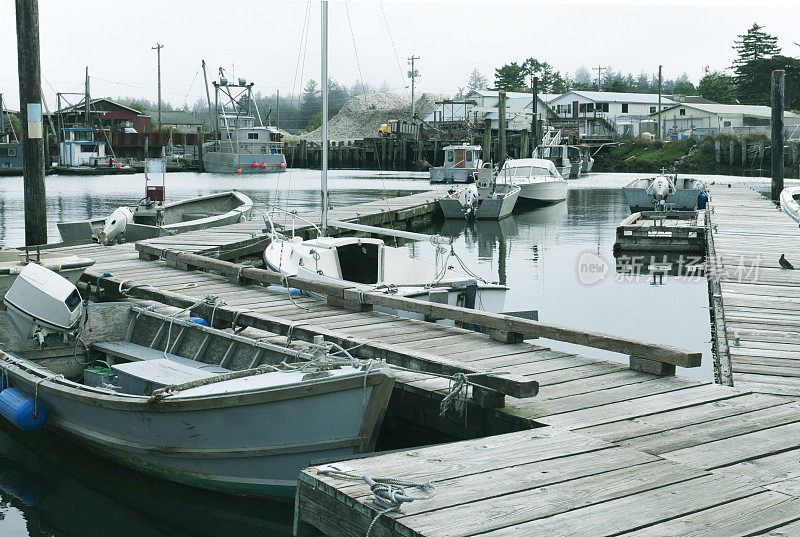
[[707, 184, 800, 396]]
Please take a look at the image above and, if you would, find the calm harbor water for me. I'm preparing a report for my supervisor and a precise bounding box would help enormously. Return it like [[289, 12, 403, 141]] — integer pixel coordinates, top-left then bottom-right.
[[0, 169, 786, 536]]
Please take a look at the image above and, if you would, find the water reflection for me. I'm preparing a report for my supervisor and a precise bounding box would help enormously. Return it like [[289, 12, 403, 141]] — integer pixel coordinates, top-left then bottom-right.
[[0, 423, 293, 537]]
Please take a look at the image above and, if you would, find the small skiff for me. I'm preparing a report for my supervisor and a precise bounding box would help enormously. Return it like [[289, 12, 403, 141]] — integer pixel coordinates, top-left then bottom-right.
[[780, 186, 800, 224]]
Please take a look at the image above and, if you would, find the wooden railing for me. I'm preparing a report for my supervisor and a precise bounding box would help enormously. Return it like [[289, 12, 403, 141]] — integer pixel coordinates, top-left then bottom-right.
[[134, 245, 702, 378]]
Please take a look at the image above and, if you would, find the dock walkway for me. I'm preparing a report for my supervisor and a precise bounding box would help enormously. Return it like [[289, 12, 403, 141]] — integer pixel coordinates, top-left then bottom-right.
[[707, 184, 800, 396], [34, 185, 800, 536]]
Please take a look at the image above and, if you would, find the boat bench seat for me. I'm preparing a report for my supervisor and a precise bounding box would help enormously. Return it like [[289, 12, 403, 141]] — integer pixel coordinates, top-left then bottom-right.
[[91, 340, 230, 374]]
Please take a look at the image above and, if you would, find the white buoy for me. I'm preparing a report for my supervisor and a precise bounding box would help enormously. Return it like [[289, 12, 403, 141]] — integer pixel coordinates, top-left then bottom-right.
[[97, 206, 133, 245]]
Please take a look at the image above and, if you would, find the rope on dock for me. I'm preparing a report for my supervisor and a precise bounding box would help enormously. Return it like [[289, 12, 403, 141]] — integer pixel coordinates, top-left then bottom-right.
[[317, 469, 437, 537]]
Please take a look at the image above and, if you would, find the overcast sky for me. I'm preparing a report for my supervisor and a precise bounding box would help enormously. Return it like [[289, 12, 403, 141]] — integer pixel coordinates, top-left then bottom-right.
[[1, 0, 799, 111]]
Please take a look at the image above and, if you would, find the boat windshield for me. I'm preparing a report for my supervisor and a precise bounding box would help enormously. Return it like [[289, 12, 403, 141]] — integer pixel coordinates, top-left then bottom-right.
[[503, 166, 553, 178]]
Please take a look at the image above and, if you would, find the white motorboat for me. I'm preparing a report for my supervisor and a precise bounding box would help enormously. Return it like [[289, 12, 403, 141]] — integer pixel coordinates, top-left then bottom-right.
[[498, 158, 568, 204], [439, 168, 520, 220], [57, 159, 253, 244], [430, 144, 485, 183], [0, 248, 94, 299], [780, 186, 800, 224], [623, 173, 706, 212], [263, 11, 507, 315]]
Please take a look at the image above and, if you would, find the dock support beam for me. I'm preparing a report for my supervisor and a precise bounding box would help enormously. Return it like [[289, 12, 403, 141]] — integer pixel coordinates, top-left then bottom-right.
[[629, 355, 675, 376], [771, 69, 784, 202], [482, 119, 492, 165], [16, 0, 47, 246]]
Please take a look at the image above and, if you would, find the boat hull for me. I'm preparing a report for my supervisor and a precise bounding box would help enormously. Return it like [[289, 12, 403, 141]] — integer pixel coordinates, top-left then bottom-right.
[[1, 358, 393, 499], [780, 186, 800, 224], [202, 150, 286, 173], [623, 187, 701, 212], [517, 180, 568, 204]]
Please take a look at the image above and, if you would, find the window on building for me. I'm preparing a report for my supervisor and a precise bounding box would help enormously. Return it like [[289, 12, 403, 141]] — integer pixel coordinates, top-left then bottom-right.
[[248, 132, 259, 140], [597, 103, 609, 113], [723, 121, 731, 127], [621, 103, 629, 113], [8, 148, 16, 157], [679, 109, 686, 116], [650, 106, 656, 114]]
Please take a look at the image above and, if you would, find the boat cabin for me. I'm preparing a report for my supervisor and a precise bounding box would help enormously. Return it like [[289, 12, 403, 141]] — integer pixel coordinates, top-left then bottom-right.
[[442, 145, 482, 169], [59, 128, 106, 167], [217, 115, 284, 155], [0, 133, 23, 171], [499, 158, 561, 179]]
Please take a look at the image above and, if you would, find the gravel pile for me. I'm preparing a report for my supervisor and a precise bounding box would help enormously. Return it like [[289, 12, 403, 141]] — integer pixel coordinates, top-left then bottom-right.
[[296, 92, 441, 143]]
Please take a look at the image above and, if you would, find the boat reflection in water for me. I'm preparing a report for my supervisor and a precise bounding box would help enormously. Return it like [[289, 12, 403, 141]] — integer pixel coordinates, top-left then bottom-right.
[[0, 423, 293, 537]]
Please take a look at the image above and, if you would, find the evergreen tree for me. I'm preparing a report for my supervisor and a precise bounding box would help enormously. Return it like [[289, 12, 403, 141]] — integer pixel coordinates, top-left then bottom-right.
[[299, 79, 320, 131], [732, 23, 781, 67], [735, 56, 800, 107], [493, 62, 526, 91], [466, 68, 488, 92], [697, 68, 736, 104], [672, 73, 696, 96]]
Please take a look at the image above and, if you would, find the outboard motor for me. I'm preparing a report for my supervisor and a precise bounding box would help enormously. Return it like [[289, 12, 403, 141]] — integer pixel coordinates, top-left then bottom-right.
[[96, 206, 133, 245], [3, 263, 84, 346], [463, 184, 479, 219]]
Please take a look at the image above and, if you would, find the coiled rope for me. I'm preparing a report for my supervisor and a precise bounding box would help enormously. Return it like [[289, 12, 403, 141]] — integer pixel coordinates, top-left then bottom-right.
[[317, 469, 437, 537]]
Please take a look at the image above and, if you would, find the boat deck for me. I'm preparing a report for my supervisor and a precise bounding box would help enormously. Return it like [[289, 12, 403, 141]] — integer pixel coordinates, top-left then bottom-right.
[[707, 184, 800, 396]]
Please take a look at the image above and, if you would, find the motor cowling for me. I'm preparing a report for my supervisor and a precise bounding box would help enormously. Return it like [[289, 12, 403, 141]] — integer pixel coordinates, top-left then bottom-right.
[[97, 206, 133, 245]]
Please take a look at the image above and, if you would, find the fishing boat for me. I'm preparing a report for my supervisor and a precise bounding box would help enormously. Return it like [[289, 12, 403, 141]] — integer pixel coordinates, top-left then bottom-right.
[[534, 145, 581, 178], [263, 6, 507, 314], [439, 168, 520, 220], [201, 73, 287, 173], [0, 248, 94, 298], [780, 186, 800, 224], [0, 265, 394, 499], [498, 158, 568, 204], [57, 159, 253, 244], [623, 173, 706, 212], [429, 144, 485, 183]]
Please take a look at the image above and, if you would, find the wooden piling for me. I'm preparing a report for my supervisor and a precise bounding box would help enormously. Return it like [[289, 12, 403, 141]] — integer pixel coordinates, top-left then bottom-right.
[[498, 90, 507, 168], [771, 69, 784, 201], [482, 119, 492, 165], [15, 0, 47, 246]]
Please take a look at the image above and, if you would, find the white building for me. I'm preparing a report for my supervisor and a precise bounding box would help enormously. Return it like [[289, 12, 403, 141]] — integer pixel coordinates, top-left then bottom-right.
[[425, 90, 557, 131], [549, 91, 678, 138], [652, 103, 800, 138]]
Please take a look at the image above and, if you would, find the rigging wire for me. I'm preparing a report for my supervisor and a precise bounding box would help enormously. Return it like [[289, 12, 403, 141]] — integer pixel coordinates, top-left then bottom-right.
[[378, 1, 410, 98], [181, 65, 202, 110]]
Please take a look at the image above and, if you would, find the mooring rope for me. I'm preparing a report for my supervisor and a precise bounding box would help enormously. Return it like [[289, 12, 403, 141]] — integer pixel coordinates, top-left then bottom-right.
[[317, 469, 437, 537]]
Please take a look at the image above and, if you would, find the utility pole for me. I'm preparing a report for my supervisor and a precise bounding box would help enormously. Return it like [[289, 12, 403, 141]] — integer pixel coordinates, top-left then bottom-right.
[[15, 0, 47, 246], [152, 43, 164, 132], [408, 55, 420, 119], [594, 65, 605, 90], [771, 70, 785, 202], [657, 65, 663, 139]]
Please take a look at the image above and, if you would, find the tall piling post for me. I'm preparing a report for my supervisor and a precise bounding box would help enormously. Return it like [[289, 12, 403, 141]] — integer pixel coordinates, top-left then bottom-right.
[[15, 0, 47, 246], [498, 90, 507, 169], [771, 70, 784, 202], [482, 119, 492, 165]]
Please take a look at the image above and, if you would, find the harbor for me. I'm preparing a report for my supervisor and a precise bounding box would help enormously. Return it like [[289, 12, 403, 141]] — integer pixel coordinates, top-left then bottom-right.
[[3, 1, 800, 536]]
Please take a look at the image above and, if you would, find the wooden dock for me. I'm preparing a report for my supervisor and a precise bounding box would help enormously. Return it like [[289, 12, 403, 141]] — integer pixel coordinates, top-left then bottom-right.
[[27, 184, 800, 536], [614, 210, 705, 255], [707, 184, 800, 396]]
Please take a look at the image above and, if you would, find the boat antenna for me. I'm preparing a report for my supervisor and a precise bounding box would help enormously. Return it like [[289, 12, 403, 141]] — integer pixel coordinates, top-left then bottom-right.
[[320, 0, 329, 237]]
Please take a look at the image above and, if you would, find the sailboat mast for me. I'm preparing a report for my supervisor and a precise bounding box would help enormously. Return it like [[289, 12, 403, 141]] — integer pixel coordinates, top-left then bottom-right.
[[320, 0, 329, 237]]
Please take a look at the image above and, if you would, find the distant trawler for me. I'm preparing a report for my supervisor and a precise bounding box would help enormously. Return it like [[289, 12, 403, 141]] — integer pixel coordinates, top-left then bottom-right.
[[201, 73, 286, 173]]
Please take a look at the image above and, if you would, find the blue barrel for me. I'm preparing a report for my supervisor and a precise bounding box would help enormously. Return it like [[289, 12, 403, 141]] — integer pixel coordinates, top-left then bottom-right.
[[188, 316, 209, 326], [0, 387, 48, 431]]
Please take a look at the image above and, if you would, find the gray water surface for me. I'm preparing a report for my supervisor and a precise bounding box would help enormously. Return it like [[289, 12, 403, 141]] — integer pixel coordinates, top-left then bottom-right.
[[0, 169, 782, 536]]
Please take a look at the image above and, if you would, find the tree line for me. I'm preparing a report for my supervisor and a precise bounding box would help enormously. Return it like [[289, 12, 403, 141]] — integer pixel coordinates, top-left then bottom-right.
[[475, 23, 798, 109]]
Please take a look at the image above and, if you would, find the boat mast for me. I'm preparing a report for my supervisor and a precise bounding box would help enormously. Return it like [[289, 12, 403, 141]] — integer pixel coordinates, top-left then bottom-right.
[[201, 60, 214, 137], [321, 0, 329, 237]]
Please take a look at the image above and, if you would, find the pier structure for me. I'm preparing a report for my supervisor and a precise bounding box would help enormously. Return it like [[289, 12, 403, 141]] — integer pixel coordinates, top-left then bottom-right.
[[26, 183, 800, 536]]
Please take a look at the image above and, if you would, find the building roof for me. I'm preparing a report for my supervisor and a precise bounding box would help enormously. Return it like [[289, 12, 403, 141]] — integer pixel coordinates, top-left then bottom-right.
[[655, 103, 800, 119], [665, 95, 718, 105], [55, 98, 147, 116], [146, 110, 206, 126], [556, 91, 677, 105]]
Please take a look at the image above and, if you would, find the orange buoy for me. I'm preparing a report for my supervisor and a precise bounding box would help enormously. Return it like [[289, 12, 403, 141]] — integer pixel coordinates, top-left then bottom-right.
[[252, 161, 258, 168], [280, 162, 286, 168], [261, 163, 267, 169], [237, 168, 242, 173]]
